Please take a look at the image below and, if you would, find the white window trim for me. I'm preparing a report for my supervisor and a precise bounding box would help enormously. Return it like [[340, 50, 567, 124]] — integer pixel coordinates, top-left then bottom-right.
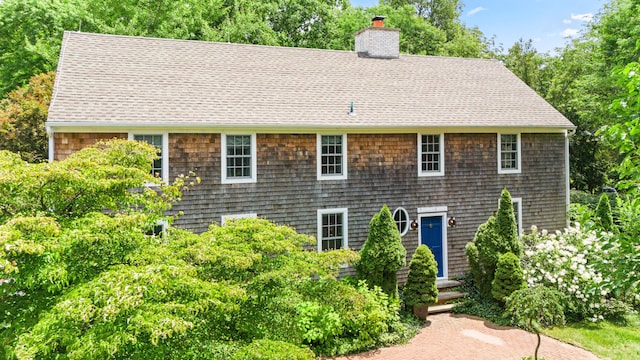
[[128, 133, 169, 184], [392, 207, 410, 236], [317, 208, 348, 252], [221, 213, 258, 225], [513, 197, 523, 237], [418, 133, 445, 177], [497, 133, 521, 174], [497, 196, 523, 237], [317, 134, 348, 181], [221, 133, 257, 184]]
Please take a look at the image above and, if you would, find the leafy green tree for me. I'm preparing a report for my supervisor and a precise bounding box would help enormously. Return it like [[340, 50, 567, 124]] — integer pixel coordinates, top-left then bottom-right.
[[403, 244, 438, 309], [501, 39, 547, 94], [0, 71, 54, 163], [491, 252, 524, 302], [354, 205, 407, 298], [505, 286, 565, 360], [1, 140, 418, 358], [0, 0, 94, 96], [465, 189, 521, 297]]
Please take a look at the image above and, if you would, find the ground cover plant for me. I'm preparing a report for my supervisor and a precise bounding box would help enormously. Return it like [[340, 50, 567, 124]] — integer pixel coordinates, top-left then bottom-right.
[[0, 140, 419, 359]]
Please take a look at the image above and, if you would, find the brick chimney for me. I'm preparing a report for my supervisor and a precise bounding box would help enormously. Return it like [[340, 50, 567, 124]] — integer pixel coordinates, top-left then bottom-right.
[[354, 16, 400, 59]]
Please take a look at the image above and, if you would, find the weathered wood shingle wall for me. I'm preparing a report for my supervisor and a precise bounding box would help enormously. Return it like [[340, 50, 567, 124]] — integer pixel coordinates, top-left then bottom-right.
[[168, 132, 567, 279], [54, 131, 567, 279]]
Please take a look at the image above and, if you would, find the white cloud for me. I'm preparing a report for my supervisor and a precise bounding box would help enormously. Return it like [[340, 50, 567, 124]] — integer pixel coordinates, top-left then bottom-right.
[[562, 28, 579, 38], [467, 7, 487, 16], [563, 19, 572, 24], [571, 13, 594, 22]]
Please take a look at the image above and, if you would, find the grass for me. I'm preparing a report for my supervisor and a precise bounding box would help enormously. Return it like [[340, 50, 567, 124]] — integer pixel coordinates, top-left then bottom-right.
[[544, 313, 640, 360]]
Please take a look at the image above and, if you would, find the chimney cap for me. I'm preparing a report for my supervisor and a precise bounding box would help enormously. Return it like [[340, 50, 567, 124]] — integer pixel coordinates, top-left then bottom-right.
[[372, 15, 386, 21]]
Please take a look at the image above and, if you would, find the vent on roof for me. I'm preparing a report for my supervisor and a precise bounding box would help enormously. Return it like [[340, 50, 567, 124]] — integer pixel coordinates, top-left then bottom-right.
[[354, 16, 400, 59]]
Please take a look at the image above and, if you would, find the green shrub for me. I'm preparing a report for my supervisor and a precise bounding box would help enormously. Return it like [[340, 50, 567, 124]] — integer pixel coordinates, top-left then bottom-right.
[[465, 189, 521, 297], [231, 339, 315, 360], [403, 245, 438, 308], [354, 205, 406, 298], [595, 193, 615, 232], [491, 252, 524, 302]]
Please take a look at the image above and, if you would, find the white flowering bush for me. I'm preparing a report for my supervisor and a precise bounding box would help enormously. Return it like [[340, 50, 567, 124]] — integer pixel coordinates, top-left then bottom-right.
[[521, 224, 626, 322]]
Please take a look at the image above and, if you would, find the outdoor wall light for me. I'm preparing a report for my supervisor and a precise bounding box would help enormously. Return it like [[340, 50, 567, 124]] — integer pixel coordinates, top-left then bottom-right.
[[448, 217, 456, 228], [410, 220, 418, 231]]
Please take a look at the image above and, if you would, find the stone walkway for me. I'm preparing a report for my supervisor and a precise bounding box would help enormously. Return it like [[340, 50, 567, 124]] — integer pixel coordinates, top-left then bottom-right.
[[328, 313, 600, 360]]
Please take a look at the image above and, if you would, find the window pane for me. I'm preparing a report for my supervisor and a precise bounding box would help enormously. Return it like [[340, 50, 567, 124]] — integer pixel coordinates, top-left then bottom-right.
[[134, 134, 163, 179], [321, 212, 344, 251], [321, 135, 343, 176], [226, 135, 252, 179], [421, 134, 441, 173], [500, 134, 518, 170]]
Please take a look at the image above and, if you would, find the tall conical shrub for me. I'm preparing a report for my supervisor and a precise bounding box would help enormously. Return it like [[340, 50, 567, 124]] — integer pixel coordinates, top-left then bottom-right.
[[404, 245, 439, 308], [595, 193, 615, 232], [354, 205, 407, 298], [496, 189, 521, 256]]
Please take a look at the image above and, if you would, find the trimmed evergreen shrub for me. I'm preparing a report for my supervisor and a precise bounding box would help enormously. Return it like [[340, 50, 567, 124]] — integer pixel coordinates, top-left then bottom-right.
[[403, 245, 439, 308], [465, 189, 522, 297], [354, 205, 407, 298], [497, 189, 521, 256], [595, 193, 615, 232], [491, 252, 524, 302]]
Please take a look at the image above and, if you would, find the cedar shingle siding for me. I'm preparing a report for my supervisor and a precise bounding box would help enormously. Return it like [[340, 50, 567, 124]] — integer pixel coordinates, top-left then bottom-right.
[[57, 131, 566, 279], [178, 132, 567, 279]]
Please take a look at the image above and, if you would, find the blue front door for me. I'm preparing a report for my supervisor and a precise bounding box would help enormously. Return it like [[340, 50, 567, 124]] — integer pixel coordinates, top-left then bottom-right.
[[421, 216, 444, 277]]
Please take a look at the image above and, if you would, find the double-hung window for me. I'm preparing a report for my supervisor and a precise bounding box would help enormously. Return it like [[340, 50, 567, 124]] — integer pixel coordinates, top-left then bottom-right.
[[129, 133, 169, 183], [317, 208, 348, 252], [317, 134, 347, 180], [498, 133, 521, 174], [222, 134, 257, 184], [418, 134, 444, 176]]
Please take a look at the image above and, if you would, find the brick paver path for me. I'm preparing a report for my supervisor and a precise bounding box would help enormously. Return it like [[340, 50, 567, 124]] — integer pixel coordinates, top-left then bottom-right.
[[328, 313, 600, 360]]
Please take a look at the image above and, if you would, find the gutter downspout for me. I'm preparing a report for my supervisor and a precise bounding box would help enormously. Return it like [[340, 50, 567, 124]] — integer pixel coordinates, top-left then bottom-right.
[[565, 129, 576, 227], [47, 126, 54, 162]]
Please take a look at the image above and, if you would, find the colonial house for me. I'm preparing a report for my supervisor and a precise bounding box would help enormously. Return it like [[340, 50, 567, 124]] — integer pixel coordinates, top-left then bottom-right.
[[46, 19, 575, 280]]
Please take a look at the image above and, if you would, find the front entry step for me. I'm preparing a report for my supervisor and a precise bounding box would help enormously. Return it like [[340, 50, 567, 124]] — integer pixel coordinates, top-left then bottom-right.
[[428, 303, 455, 314]]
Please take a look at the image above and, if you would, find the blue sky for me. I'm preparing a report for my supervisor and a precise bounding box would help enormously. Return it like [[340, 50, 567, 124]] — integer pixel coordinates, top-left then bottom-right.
[[350, 0, 606, 54]]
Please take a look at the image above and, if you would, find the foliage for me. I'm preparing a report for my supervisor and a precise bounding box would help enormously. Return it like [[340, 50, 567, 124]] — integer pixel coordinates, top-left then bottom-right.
[[0, 142, 420, 358], [595, 197, 640, 303], [521, 225, 630, 322], [403, 244, 438, 308], [0, 139, 190, 224], [501, 38, 548, 95], [465, 189, 521, 297], [491, 252, 525, 303], [595, 193, 616, 232], [451, 273, 513, 327], [230, 339, 316, 360], [504, 286, 565, 360], [0, 72, 54, 163], [544, 313, 640, 360], [354, 205, 407, 298]]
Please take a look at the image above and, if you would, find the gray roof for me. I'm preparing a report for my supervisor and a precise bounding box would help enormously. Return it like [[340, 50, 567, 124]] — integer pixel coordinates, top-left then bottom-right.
[[48, 31, 574, 131]]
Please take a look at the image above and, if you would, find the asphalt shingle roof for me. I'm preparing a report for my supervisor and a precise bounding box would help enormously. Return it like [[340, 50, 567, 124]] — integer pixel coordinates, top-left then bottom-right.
[[47, 31, 574, 130]]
